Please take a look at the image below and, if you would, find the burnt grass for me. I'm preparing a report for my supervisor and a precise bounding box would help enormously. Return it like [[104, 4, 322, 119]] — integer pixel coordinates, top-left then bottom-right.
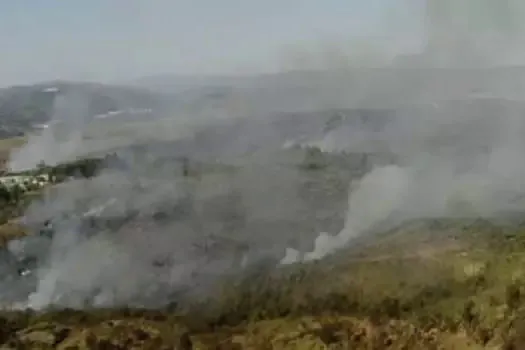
[[2, 154, 525, 348]]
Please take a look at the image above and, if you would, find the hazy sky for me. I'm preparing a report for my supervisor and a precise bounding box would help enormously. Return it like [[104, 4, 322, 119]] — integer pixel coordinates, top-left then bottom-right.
[[0, 0, 412, 86]]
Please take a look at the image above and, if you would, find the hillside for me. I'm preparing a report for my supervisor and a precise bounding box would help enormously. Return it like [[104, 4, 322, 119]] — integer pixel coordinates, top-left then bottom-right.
[[1, 211, 525, 348], [134, 67, 525, 110], [0, 75, 525, 348], [0, 145, 522, 348], [0, 81, 175, 138], [5, 67, 525, 139]]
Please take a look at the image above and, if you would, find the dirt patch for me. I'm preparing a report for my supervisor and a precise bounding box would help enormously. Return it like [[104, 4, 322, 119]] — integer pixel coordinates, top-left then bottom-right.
[[0, 221, 27, 248]]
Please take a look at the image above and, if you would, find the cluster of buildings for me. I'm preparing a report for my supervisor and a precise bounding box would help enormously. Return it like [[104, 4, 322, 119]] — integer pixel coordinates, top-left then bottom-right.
[[0, 173, 51, 192]]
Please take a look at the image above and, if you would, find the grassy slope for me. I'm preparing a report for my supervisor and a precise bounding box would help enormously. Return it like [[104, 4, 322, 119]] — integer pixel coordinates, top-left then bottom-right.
[[1, 147, 525, 348], [0, 220, 525, 349]]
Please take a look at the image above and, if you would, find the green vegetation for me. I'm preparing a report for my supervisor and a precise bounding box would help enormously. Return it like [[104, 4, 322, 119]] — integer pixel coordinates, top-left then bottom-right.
[[300, 146, 328, 170], [0, 155, 112, 226], [1, 220, 525, 348], [5, 156, 109, 179]]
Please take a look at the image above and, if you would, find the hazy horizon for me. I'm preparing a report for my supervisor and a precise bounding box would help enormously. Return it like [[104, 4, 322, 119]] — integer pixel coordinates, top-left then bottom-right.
[[1, 0, 414, 88]]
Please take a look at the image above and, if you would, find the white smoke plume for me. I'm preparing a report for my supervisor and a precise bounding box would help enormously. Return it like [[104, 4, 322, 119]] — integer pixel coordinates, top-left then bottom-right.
[[5, 0, 525, 309], [8, 91, 92, 171], [281, 0, 525, 263]]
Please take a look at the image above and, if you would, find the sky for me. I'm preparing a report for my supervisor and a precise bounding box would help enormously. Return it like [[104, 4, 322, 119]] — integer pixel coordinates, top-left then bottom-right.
[[0, 0, 414, 86]]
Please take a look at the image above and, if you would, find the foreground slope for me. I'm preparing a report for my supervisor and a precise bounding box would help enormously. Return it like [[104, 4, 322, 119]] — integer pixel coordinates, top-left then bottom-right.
[[0, 152, 524, 349], [0, 219, 525, 348], [0, 98, 525, 347]]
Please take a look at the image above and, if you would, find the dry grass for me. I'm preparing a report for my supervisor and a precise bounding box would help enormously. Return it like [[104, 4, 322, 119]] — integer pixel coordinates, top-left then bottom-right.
[[0, 151, 523, 348], [0, 220, 524, 348], [0, 222, 28, 247], [0, 136, 27, 171], [0, 136, 27, 151]]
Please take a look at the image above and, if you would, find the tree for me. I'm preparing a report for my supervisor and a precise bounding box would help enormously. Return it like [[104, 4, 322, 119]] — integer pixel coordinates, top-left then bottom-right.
[[37, 160, 46, 169], [301, 146, 327, 170], [182, 157, 190, 177], [10, 184, 22, 203], [0, 184, 11, 203]]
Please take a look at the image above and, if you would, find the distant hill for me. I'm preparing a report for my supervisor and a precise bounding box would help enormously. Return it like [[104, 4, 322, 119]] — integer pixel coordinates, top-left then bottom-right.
[[4, 66, 525, 140], [0, 81, 175, 138], [132, 67, 525, 116]]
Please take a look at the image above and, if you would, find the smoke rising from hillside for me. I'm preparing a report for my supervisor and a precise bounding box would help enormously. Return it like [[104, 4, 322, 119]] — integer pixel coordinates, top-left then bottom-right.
[[8, 91, 91, 171], [283, 103, 525, 262], [282, 0, 525, 263], [4, 0, 525, 308]]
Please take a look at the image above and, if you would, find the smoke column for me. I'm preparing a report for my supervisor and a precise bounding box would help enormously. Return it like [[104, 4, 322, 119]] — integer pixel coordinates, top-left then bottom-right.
[[8, 91, 91, 171], [5, 0, 525, 308], [282, 0, 525, 264]]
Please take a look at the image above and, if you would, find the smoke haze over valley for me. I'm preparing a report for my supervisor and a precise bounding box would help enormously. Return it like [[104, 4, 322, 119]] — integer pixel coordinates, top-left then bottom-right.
[[2, 0, 525, 325]]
